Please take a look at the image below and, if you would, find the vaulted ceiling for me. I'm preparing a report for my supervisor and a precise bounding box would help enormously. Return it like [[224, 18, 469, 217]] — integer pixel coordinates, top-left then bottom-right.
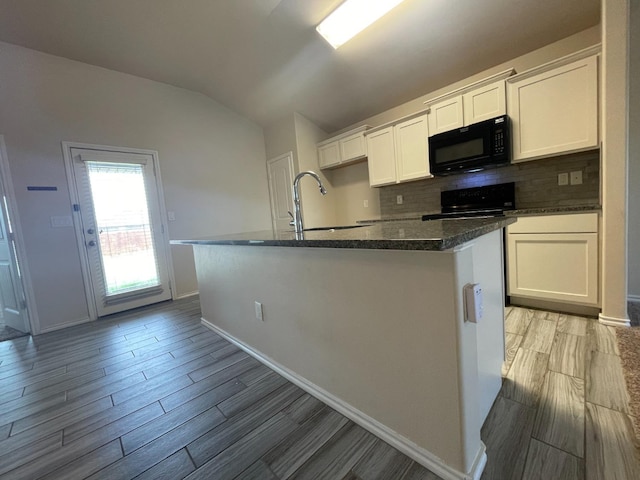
[[0, 0, 600, 132]]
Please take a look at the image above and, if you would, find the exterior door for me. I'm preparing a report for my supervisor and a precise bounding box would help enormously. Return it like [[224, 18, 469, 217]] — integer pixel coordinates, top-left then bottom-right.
[[68, 147, 172, 317], [267, 153, 295, 231], [0, 194, 28, 332]]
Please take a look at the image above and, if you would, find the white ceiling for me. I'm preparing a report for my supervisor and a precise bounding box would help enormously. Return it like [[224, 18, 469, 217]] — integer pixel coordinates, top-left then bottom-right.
[[0, 0, 600, 132]]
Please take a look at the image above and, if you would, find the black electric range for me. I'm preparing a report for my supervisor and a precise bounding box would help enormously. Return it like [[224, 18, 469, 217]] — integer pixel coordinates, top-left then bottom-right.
[[422, 182, 515, 221]]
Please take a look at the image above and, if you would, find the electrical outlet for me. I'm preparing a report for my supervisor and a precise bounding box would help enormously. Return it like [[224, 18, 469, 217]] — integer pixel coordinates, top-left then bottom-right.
[[254, 301, 264, 321], [396, 195, 403, 205], [570, 170, 583, 185], [167, 211, 176, 221], [363, 199, 369, 208], [558, 173, 569, 186]]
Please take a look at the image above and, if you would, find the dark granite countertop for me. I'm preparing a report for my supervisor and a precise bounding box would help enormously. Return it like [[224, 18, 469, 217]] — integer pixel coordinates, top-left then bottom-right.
[[505, 204, 601, 216], [171, 217, 516, 251]]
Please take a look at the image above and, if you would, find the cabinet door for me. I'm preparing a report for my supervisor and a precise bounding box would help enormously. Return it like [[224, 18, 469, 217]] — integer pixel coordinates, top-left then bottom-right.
[[318, 141, 341, 169], [427, 96, 464, 136], [508, 55, 598, 162], [395, 114, 431, 182], [339, 132, 367, 164], [366, 127, 397, 187], [507, 232, 598, 305], [462, 81, 506, 125]]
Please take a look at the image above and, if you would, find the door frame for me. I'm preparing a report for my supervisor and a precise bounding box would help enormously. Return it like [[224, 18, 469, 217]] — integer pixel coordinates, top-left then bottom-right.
[[0, 135, 38, 334], [62, 142, 176, 320], [266, 152, 295, 231]]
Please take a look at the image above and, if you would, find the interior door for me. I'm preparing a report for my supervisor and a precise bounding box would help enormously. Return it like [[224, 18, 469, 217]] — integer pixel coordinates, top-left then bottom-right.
[[267, 153, 295, 231], [0, 194, 28, 332], [69, 147, 172, 317]]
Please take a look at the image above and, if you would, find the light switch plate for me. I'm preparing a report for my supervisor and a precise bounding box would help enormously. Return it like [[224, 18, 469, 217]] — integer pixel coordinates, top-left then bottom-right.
[[254, 301, 264, 321], [558, 173, 569, 186], [396, 195, 403, 205]]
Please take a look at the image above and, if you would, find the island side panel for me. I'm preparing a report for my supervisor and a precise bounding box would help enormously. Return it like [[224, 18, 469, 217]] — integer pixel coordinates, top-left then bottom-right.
[[194, 244, 472, 473], [472, 230, 506, 424]]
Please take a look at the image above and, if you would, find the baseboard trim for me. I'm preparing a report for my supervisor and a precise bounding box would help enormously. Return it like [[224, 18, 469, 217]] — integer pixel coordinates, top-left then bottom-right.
[[39, 316, 92, 334], [201, 317, 485, 480], [509, 296, 600, 317], [598, 313, 630, 327], [173, 291, 199, 300]]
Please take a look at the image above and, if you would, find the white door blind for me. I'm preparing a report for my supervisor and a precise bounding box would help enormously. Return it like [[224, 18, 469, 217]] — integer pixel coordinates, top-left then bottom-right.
[[85, 161, 161, 297]]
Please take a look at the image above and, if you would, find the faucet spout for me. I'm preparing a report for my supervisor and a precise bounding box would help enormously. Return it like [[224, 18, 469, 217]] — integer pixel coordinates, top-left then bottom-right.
[[292, 171, 327, 233]]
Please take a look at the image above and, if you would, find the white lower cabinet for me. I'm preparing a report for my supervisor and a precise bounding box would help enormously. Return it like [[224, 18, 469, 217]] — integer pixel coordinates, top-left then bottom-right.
[[366, 113, 430, 187], [507, 213, 599, 306]]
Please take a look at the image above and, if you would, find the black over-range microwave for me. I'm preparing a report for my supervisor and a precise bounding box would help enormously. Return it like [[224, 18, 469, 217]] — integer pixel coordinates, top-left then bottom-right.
[[428, 115, 511, 176]]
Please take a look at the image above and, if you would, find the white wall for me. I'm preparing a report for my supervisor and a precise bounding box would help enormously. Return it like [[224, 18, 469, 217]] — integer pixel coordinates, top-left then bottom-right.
[[628, 1, 640, 299], [263, 113, 340, 229], [0, 42, 272, 332], [292, 113, 339, 228]]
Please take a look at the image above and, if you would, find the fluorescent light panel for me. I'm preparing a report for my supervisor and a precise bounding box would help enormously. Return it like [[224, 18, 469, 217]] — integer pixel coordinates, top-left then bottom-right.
[[316, 0, 406, 49]]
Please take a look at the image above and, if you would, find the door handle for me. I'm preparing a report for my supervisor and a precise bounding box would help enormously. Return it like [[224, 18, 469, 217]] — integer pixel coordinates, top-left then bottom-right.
[[87, 240, 96, 247]]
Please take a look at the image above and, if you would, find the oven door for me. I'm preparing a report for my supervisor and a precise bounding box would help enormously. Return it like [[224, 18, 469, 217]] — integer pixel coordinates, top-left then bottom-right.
[[428, 122, 492, 175]]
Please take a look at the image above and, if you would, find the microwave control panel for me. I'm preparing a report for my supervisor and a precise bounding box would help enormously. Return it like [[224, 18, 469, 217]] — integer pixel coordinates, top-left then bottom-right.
[[493, 129, 506, 155]]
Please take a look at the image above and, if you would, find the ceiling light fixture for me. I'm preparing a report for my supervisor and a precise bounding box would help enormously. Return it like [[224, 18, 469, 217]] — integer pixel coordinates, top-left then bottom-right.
[[316, 0, 406, 49]]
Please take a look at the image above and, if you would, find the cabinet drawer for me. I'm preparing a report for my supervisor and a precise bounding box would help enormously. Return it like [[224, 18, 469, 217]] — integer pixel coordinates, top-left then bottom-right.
[[508, 213, 598, 234]]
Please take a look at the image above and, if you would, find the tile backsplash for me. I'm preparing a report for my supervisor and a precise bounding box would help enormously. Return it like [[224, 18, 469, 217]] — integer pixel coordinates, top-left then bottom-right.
[[379, 150, 600, 216]]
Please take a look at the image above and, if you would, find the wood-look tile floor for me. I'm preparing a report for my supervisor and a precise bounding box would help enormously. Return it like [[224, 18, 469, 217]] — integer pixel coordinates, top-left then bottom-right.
[[482, 306, 640, 480], [0, 298, 438, 480], [1, 300, 639, 479]]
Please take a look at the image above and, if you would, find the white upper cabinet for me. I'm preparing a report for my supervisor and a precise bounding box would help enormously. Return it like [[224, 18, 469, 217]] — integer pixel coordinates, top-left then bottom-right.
[[462, 80, 507, 125], [317, 125, 370, 170], [425, 69, 514, 136], [395, 115, 430, 182], [366, 126, 397, 187], [507, 49, 599, 162], [340, 131, 367, 161], [366, 113, 430, 187], [427, 96, 464, 136], [318, 142, 341, 169]]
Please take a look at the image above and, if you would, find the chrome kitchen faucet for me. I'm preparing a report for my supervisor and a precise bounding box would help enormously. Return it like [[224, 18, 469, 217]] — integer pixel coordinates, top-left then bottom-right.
[[290, 171, 327, 233]]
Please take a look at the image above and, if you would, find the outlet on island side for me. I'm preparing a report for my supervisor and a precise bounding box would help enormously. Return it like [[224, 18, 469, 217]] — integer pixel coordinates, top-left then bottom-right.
[[396, 195, 403, 205], [254, 301, 264, 321]]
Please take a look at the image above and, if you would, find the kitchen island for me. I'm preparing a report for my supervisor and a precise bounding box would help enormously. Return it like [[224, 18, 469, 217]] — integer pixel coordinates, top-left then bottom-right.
[[172, 217, 515, 480]]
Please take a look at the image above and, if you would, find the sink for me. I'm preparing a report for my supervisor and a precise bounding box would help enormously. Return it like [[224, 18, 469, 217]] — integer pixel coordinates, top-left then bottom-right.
[[303, 224, 369, 232]]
